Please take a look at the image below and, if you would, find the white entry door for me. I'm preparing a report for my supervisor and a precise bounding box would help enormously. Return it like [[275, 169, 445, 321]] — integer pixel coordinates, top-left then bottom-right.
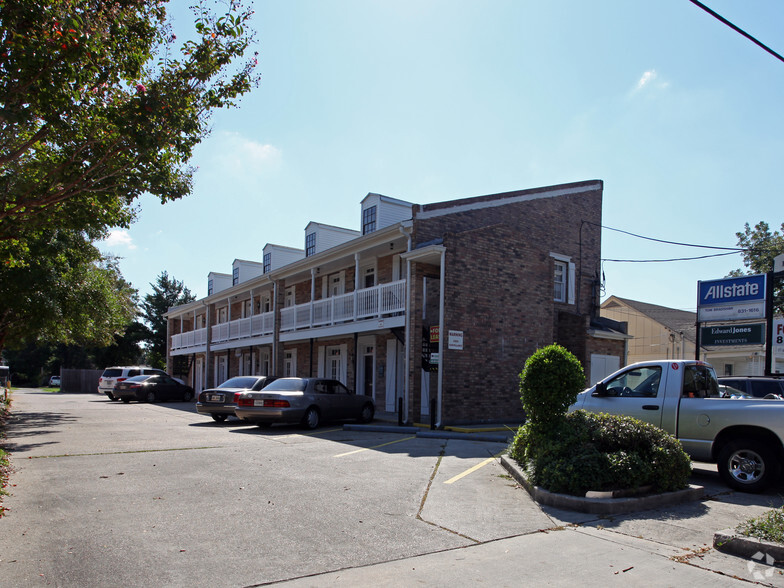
[[195, 358, 204, 394], [216, 355, 227, 386], [385, 342, 397, 412], [590, 354, 621, 385]]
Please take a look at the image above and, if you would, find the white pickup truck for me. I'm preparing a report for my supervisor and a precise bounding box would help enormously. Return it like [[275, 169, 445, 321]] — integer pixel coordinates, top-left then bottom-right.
[[570, 360, 784, 492]]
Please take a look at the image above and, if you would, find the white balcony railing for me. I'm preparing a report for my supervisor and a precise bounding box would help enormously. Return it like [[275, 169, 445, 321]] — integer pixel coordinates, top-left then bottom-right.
[[170, 327, 208, 351], [170, 280, 405, 351], [280, 279, 405, 332], [211, 310, 275, 344]]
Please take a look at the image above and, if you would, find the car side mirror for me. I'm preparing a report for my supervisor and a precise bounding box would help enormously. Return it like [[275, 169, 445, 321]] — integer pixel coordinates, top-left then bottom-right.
[[594, 382, 607, 397]]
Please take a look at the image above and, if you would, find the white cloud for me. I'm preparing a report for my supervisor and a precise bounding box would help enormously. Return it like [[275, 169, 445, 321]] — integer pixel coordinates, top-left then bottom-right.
[[211, 132, 282, 173], [631, 69, 669, 96], [637, 69, 657, 90], [102, 229, 136, 250]]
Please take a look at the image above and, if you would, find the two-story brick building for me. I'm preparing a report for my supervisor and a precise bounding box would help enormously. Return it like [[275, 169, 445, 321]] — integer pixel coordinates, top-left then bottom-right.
[[166, 179, 626, 425]]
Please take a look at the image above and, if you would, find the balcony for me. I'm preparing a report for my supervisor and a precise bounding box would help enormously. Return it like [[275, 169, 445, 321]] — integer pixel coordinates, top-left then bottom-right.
[[280, 279, 405, 332], [212, 310, 275, 344], [171, 327, 208, 351]]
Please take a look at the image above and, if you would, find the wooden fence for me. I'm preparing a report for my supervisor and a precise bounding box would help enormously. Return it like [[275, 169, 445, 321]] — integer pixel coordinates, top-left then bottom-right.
[[61, 369, 104, 394]]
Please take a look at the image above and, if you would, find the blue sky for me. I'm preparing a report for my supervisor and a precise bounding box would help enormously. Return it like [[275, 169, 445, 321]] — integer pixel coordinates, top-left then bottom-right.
[[99, 0, 784, 312]]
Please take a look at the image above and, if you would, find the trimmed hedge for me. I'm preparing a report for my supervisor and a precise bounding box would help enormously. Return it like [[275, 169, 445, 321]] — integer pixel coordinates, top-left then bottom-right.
[[510, 410, 692, 495]]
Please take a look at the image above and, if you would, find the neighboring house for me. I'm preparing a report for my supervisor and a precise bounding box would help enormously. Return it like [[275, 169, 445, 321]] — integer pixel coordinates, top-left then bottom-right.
[[601, 296, 772, 376], [166, 180, 625, 424]]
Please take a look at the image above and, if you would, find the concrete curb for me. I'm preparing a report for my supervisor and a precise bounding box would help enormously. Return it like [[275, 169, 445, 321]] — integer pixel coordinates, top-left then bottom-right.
[[713, 528, 784, 566], [343, 424, 511, 443], [499, 454, 705, 515]]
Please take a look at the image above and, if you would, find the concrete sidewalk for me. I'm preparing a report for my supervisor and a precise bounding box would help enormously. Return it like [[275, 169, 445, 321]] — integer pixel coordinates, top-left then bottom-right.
[[273, 526, 750, 586], [271, 460, 784, 587]]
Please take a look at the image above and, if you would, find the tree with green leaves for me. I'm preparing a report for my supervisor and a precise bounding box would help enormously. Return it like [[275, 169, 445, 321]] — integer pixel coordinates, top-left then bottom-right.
[[0, 0, 260, 263], [141, 271, 195, 368], [729, 221, 784, 315], [0, 230, 137, 355]]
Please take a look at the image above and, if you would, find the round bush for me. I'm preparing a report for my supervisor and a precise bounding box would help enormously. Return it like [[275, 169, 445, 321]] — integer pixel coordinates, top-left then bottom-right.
[[519, 344, 585, 426]]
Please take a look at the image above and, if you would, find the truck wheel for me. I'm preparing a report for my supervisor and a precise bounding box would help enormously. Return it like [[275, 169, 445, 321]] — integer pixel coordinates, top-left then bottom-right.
[[717, 440, 779, 493]]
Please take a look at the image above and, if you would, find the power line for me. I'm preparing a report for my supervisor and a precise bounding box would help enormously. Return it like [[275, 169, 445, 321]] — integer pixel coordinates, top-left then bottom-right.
[[598, 223, 743, 251], [602, 251, 739, 263], [688, 0, 784, 65]]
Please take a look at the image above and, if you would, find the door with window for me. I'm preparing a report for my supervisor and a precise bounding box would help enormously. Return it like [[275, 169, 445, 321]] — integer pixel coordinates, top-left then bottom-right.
[[358, 343, 374, 398], [216, 355, 227, 386], [589, 365, 664, 427], [284, 350, 297, 377]]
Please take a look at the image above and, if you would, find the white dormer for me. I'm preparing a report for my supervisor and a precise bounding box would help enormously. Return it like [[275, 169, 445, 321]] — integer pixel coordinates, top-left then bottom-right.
[[232, 259, 265, 286], [207, 272, 232, 296], [304, 222, 360, 257], [262, 244, 305, 273], [360, 193, 414, 235]]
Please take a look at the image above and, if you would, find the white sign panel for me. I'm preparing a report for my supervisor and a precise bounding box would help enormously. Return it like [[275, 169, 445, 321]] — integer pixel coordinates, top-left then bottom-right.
[[448, 330, 464, 350], [774, 318, 784, 373], [697, 301, 766, 322]]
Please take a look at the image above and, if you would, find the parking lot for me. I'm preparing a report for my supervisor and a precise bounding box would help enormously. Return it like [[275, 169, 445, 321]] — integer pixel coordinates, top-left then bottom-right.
[[2, 390, 784, 586]]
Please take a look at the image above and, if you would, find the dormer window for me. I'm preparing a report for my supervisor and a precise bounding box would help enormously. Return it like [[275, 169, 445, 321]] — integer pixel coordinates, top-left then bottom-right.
[[232, 266, 240, 285], [305, 232, 316, 257], [208, 279, 214, 295], [263, 252, 271, 273], [362, 206, 377, 235]]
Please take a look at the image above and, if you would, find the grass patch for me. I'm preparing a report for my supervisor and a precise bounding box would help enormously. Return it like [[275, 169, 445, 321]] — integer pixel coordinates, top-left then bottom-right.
[[737, 506, 784, 544]]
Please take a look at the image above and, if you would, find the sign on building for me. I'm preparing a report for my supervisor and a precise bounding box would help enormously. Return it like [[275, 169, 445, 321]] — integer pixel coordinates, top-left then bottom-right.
[[447, 330, 463, 350], [697, 274, 766, 322], [700, 323, 765, 346]]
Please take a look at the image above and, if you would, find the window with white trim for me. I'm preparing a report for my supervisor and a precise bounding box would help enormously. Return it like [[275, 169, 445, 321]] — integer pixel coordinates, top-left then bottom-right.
[[550, 253, 575, 305], [554, 260, 567, 302], [263, 252, 271, 273], [305, 232, 316, 257], [362, 206, 377, 235]]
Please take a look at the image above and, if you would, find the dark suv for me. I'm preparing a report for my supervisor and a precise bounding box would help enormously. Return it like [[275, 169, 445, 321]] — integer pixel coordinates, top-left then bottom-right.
[[717, 376, 784, 399]]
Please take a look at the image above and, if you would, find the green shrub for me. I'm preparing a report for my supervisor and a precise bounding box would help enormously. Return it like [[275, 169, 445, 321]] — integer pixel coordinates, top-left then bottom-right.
[[519, 344, 585, 427], [511, 410, 691, 495]]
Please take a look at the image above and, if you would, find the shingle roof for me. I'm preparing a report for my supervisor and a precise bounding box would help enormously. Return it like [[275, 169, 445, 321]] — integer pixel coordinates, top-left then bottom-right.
[[602, 296, 697, 343]]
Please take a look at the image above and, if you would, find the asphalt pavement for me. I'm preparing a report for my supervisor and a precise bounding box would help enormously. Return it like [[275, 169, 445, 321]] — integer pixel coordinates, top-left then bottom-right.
[[2, 389, 784, 587]]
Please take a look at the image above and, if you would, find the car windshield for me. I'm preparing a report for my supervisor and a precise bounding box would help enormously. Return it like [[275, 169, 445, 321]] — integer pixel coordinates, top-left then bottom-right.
[[218, 377, 261, 389], [125, 375, 152, 383], [261, 378, 307, 392], [102, 368, 124, 377]]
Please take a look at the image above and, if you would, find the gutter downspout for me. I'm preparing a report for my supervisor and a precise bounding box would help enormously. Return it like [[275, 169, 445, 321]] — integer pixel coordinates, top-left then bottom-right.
[[436, 247, 445, 429], [400, 224, 413, 424], [204, 301, 211, 389], [272, 281, 279, 373]]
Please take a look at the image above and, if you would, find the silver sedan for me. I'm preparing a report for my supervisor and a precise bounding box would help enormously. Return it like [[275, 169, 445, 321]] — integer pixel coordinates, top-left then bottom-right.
[[234, 377, 375, 429], [196, 376, 278, 422]]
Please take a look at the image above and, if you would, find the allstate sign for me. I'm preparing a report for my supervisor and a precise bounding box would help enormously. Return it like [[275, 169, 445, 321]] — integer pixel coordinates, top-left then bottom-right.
[[697, 274, 766, 322]]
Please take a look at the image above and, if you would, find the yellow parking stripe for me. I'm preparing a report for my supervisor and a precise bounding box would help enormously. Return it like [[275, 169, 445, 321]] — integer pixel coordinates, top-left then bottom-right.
[[444, 452, 504, 484], [334, 436, 416, 457]]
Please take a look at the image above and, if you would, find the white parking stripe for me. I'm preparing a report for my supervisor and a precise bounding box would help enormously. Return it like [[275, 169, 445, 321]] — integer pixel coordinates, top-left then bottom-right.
[[334, 436, 416, 457]]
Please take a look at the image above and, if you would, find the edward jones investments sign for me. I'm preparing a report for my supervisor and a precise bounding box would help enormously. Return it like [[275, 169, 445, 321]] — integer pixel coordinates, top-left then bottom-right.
[[697, 274, 766, 322], [700, 323, 765, 346]]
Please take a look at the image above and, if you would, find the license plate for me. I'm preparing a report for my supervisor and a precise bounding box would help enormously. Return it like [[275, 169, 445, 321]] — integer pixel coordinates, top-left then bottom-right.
[[253, 399, 265, 407], [209, 394, 224, 402]]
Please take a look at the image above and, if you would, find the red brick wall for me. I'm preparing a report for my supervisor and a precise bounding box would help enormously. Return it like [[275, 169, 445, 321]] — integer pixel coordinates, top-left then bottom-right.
[[410, 182, 603, 423]]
